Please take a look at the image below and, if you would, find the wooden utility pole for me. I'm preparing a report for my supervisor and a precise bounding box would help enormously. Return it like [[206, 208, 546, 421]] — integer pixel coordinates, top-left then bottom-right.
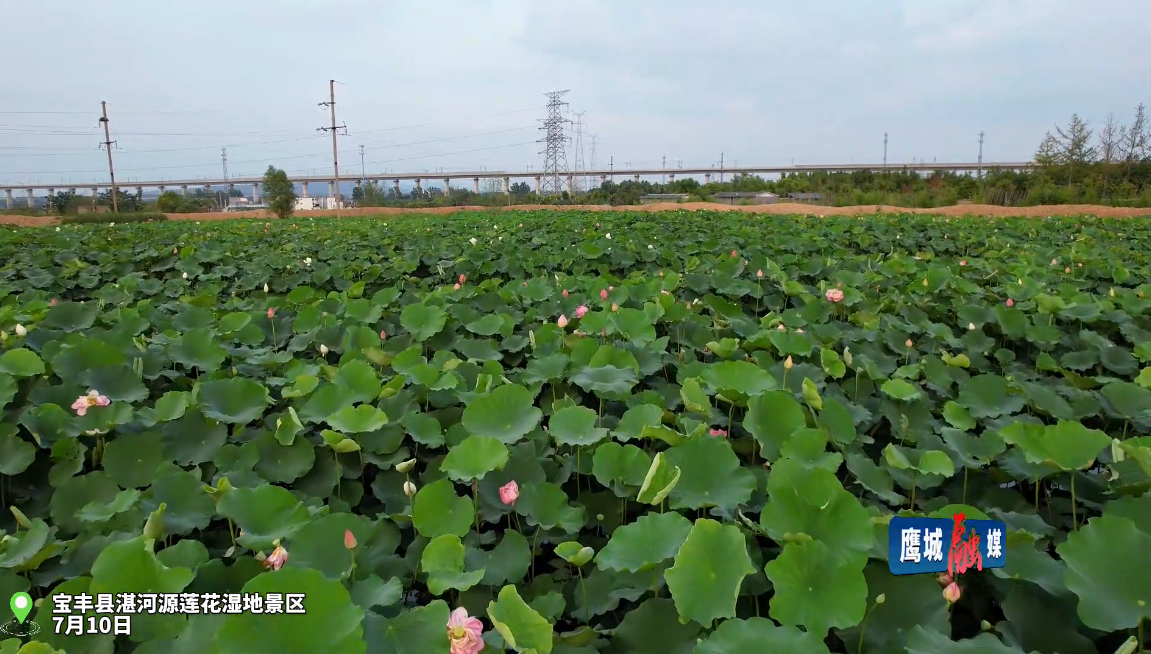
[[99, 101, 118, 212], [318, 80, 347, 217]]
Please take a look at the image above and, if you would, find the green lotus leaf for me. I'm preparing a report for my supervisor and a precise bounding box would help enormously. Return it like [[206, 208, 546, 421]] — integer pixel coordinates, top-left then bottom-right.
[[595, 511, 692, 573], [695, 617, 832, 654], [956, 374, 1026, 418], [214, 567, 365, 654], [400, 302, 448, 341], [422, 534, 485, 595], [77, 488, 140, 523], [1056, 514, 1151, 631], [554, 541, 594, 567], [442, 435, 509, 482], [611, 598, 700, 654], [663, 435, 756, 511], [764, 540, 868, 639], [102, 431, 166, 488], [664, 519, 755, 626], [999, 419, 1110, 471], [591, 442, 652, 497], [744, 390, 807, 461], [0, 518, 54, 569], [1101, 381, 1151, 422], [197, 378, 270, 425], [636, 452, 681, 505], [612, 404, 664, 441], [171, 327, 228, 371], [904, 626, 1026, 654], [549, 405, 608, 447], [286, 513, 396, 580], [515, 482, 586, 533], [760, 458, 873, 552], [473, 530, 531, 586], [43, 301, 98, 332], [412, 479, 475, 538], [880, 378, 921, 401], [0, 348, 44, 377], [701, 360, 778, 397], [216, 484, 313, 551], [327, 404, 389, 433], [365, 600, 450, 654], [462, 383, 542, 444], [569, 365, 639, 395], [0, 432, 36, 476], [487, 585, 554, 654]]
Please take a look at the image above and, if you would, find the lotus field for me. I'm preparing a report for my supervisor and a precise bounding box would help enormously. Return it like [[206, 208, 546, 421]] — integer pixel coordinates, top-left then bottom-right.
[[2, 210, 1151, 654]]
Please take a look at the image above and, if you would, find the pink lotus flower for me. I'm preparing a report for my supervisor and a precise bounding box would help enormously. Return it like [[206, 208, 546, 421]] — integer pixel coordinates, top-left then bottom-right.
[[499, 480, 519, 505], [459, 274, 467, 284], [826, 288, 845, 303], [344, 529, 357, 550], [1005, 298, 1014, 308], [50, 298, 58, 306], [709, 428, 727, 437], [756, 269, 764, 278], [263, 545, 289, 570], [557, 315, 569, 328], [731, 250, 737, 257], [447, 608, 485, 654], [600, 289, 608, 300], [609, 286, 614, 291], [1051, 258, 1058, 266], [454, 282, 461, 290], [562, 289, 568, 298], [380, 330, 387, 341], [943, 581, 961, 603], [173, 248, 178, 255], [575, 305, 589, 319], [905, 339, 914, 348], [71, 390, 110, 416], [1064, 267, 1071, 274], [611, 303, 619, 312], [267, 308, 275, 318]]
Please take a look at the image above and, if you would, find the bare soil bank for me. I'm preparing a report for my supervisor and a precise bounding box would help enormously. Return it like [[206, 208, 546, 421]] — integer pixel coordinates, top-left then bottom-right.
[[4, 202, 1151, 227]]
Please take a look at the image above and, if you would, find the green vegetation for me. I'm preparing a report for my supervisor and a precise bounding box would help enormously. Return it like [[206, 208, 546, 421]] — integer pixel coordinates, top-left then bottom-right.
[[263, 165, 297, 219], [58, 211, 167, 225], [1, 210, 1149, 653]]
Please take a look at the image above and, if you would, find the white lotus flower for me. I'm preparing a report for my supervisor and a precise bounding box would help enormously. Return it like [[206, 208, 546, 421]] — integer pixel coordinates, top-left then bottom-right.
[[320, 344, 329, 356], [304, 257, 312, 267], [403, 481, 417, 498], [469, 237, 478, 245], [182, 272, 188, 280], [263, 283, 269, 293], [14, 324, 27, 336], [968, 322, 976, 330], [605, 233, 611, 239], [55, 227, 61, 232]]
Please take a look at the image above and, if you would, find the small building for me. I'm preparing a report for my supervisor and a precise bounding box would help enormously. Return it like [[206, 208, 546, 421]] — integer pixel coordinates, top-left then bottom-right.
[[294, 197, 343, 211], [786, 192, 824, 202], [639, 193, 690, 204], [712, 192, 779, 205]]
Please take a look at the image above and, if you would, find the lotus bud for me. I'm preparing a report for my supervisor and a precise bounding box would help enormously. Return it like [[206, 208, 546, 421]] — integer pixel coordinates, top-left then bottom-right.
[[14, 324, 26, 337], [144, 502, 167, 540], [843, 347, 852, 367], [922, 278, 929, 287], [403, 480, 417, 498], [264, 283, 270, 293], [968, 323, 976, 330], [1109, 287, 1116, 297], [320, 344, 329, 356], [9, 506, 32, 529], [182, 272, 188, 280], [396, 458, 416, 474], [784, 356, 794, 370], [875, 593, 886, 604]]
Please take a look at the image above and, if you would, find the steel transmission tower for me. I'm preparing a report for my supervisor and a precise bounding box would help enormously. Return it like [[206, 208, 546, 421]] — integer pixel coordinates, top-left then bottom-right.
[[572, 111, 586, 193], [537, 90, 571, 196]]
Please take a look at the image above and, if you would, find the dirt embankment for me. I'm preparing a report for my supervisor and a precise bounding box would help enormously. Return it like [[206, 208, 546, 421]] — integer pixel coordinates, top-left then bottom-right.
[[3, 202, 1151, 227]]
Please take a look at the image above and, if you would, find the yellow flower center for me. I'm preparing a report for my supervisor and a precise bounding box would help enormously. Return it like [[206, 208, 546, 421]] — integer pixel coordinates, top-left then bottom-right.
[[449, 627, 467, 639]]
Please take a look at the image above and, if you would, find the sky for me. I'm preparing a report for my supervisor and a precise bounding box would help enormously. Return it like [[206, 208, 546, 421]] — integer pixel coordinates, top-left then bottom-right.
[[1, 0, 1149, 188]]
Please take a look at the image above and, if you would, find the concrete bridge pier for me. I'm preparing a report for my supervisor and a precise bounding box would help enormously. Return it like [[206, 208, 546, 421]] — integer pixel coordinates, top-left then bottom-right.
[[91, 187, 98, 199], [47, 188, 54, 200], [393, 179, 400, 195], [414, 179, 421, 192], [473, 177, 479, 193], [669, 173, 675, 182], [633, 174, 639, 183], [600, 174, 607, 186], [136, 187, 143, 198], [503, 177, 510, 196], [535, 176, 541, 194], [4, 189, 11, 209], [704, 173, 711, 183], [252, 183, 260, 203], [180, 185, 187, 196], [301, 182, 309, 197], [443, 178, 450, 196], [158, 185, 166, 195], [26, 189, 34, 208], [328, 181, 335, 200], [567, 174, 574, 194]]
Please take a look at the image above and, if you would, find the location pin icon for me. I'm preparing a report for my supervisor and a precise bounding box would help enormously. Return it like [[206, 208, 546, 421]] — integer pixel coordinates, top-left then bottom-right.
[[10, 592, 32, 624]]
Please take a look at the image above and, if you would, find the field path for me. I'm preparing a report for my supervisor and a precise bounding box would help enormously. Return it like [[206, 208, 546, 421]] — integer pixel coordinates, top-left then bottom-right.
[[3, 201, 1151, 226]]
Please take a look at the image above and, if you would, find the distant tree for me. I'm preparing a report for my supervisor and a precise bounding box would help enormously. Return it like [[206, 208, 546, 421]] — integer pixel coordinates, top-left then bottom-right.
[[228, 188, 244, 197], [155, 191, 183, 213], [97, 189, 143, 212], [509, 181, 532, 195], [1120, 103, 1149, 182], [1053, 114, 1098, 184], [263, 166, 296, 219], [47, 190, 77, 215]]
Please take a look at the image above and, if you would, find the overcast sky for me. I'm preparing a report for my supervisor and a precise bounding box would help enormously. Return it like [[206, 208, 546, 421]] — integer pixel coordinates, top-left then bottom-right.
[[1, 0, 1148, 187]]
